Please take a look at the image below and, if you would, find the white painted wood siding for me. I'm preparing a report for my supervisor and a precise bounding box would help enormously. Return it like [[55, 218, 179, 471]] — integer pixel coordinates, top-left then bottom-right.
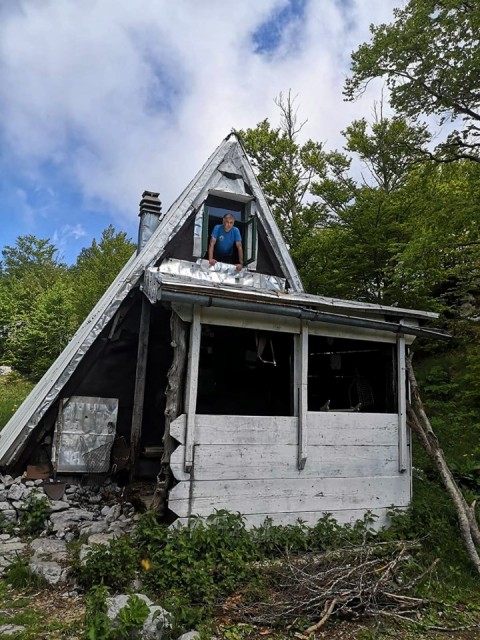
[[168, 412, 411, 527]]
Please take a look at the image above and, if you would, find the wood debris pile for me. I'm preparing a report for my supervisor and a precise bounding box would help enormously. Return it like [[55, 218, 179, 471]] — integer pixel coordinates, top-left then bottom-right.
[[223, 540, 437, 635]]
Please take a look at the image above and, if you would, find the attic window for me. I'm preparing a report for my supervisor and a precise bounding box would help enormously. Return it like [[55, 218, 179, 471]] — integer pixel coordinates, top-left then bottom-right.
[[198, 194, 257, 265]]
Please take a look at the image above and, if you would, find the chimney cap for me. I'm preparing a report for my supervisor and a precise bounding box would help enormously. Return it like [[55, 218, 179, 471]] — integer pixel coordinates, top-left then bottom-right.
[[141, 190, 160, 199]]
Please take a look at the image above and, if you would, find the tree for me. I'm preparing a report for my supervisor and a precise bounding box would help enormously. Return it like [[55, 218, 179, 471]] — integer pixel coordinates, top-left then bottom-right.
[[345, 0, 480, 163], [71, 225, 135, 322], [238, 92, 328, 250], [5, 280, 77, 379]]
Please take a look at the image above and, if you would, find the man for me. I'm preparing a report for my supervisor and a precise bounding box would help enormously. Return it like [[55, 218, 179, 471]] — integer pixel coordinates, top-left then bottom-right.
[[208, 213, 244, 271]]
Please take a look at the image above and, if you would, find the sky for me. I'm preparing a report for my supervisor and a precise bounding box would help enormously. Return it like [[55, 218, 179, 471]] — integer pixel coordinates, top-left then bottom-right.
[[0, 0, 402, 264]]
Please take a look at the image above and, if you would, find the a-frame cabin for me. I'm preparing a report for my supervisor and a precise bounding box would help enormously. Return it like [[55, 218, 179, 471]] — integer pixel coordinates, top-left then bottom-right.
[[0, 133, 443, 527]]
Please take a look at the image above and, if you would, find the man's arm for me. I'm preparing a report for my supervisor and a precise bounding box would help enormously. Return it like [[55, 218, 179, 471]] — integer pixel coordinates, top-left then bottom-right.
[[235, 240, 244, 270], [208, 237, 217, 265]]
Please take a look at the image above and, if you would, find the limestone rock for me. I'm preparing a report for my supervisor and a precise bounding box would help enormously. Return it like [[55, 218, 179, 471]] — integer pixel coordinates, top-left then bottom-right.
[[106, 594, 170, 639], [0, 624, 26, 636]]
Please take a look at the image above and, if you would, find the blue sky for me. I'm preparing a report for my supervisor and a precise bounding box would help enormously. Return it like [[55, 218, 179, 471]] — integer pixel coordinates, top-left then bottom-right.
[[0, 0, 399, 265]]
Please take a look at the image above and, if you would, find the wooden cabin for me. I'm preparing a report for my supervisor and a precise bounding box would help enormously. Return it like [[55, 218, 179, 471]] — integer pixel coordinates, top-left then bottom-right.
[[0, 133, 444, 527]]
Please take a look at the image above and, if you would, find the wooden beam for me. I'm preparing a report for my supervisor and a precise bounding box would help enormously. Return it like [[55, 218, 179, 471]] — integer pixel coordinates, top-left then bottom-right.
[[152, 310, 188, 514], [397, 334, 408, 472], [297, 321, 308, 470], [184, 306, 201, 472], [129, 296, 151, 479]]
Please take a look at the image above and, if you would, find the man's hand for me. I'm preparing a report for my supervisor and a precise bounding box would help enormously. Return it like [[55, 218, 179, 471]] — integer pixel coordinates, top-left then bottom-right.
[[208, 258, 217, 266], [235, 263, 243, 271]]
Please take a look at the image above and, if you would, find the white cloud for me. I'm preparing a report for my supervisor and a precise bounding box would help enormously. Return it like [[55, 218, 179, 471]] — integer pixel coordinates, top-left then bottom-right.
[[0, 0, 401, 233]]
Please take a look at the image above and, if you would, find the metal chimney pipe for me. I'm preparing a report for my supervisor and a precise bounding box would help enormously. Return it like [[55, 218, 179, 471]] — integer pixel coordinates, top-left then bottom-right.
[[137, 191, 161, 253]]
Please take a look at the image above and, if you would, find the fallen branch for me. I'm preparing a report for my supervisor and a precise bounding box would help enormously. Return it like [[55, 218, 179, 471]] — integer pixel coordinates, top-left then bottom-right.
[[406, 354, 480, 573]]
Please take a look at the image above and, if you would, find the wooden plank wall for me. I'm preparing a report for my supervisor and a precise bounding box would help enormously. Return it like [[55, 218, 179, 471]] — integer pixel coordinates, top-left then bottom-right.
[[168, 412, 411, 527]]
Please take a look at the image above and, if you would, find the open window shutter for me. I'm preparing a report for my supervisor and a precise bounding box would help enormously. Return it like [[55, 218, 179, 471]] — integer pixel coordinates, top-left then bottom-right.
[[244, 215, 257, 265], [201, 204, 210, 256]]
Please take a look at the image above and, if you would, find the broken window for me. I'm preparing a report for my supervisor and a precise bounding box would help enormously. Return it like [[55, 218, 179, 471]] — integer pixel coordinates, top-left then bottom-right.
[[196, 325, 293, 416], [307, 336, 396, 413]]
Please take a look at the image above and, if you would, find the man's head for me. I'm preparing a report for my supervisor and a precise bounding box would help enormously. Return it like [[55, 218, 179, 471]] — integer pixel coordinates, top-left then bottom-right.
[[222, 213, 235, 231]]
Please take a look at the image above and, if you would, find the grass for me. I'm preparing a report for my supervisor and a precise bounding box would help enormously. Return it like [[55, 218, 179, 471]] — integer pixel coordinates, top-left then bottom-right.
[[0, 372, 33, 431]]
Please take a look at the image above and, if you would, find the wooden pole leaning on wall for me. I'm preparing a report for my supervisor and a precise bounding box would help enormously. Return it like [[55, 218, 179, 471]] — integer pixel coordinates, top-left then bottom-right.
[[129, 296, 151, 481], [406, 354, 480, 573], [152, 309, 189, 514], [184, 307, 202, 473]]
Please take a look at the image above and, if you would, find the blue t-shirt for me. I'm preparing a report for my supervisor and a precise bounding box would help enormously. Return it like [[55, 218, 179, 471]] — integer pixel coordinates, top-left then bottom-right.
[[211, 224, 241, 257]]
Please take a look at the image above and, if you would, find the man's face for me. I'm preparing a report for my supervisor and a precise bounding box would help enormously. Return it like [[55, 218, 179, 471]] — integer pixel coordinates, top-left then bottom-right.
[[223, 217, 234, 231]]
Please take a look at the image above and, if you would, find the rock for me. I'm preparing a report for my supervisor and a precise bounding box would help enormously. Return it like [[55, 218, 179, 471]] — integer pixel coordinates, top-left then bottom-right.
[[79, 521, 109, 536], [106, 594, 170, 640], [49, 508, 94, 532], [0, 490, 7, 501], [3, 476, 14, 488], [0, 624, 26, 636], [48, 500, 70, 512], [87, 533, 117, 545], [0, 540, 27, 575], [29, 559, 67, 584], [30, 538, 68, 561], [0, 503, 17, 524], [177, 632, 200, 640], [105, 504, 122, 522], [6, 484, 24, 501], [0, 365, 13, 375]]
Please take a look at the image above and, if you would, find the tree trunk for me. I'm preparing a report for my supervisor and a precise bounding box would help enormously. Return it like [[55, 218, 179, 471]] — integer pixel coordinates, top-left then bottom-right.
[[406, 355, 480, 573], [151, 310, 188, 514]]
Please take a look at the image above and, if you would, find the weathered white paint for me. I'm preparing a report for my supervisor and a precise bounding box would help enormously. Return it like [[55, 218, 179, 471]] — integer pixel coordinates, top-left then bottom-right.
[[168, 474, 410, 519], [170, 443, 400, 482], [170, 413, 400, 447], [183, 307, 201, 472], [397, 336, 408, 472], [200, 306, 301, 335]]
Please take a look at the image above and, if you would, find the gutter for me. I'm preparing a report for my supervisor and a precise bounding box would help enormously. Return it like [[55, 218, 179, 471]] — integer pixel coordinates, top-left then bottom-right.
[[157, 289, 450, 340]]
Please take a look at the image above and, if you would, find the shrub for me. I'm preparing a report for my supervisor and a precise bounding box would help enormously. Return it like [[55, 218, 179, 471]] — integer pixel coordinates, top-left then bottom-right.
[[75, 536, 138, 590]]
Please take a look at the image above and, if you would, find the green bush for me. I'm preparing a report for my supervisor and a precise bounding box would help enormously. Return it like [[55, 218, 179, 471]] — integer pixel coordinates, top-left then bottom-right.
[[19, 494, 50, 536], [0, 371, 34, 429], [84, 586, 151, 640], [75, 536, 138, 590]]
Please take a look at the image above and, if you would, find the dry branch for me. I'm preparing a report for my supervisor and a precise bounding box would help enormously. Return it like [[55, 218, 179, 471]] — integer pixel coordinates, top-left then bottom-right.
[[224, 540, 434, 631], [406, 354, 480, 573]]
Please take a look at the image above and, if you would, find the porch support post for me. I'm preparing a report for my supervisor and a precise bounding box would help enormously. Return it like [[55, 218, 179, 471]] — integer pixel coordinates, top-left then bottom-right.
[[397, 334, 408, 472], [130, 296, 151, 479], [184, 306, 201, 473], [297, 320, 308, 470]]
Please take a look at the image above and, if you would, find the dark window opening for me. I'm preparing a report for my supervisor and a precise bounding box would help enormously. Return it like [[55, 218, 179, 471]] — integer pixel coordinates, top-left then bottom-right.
[[196, 325, 293, 416], [308, 336, 396, 413], [202, 195, 257, 265]]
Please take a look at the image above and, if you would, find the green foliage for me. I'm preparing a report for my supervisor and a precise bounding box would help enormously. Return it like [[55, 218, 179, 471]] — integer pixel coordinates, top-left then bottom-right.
[[75, 536, 138, 591], [345, 0, 480, 163], [4, 280, 78, 379], [4, 556, 48, 590], [133, 509, 379, 634], [18, 494, 50, 536], [0, 371, 34, 430], [84, 586, 152, 640], [71, 225, 135, 323]]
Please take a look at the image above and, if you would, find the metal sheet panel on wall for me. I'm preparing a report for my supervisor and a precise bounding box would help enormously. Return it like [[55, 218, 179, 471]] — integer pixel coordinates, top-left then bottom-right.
[[52, 396, 119, 473]]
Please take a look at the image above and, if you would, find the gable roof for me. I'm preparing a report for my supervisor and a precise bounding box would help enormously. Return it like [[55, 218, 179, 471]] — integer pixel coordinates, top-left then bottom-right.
[[0, 133, 303, 466]]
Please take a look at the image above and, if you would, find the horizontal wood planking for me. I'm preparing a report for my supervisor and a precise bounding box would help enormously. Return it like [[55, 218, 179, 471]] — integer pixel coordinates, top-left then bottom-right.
[[170, 443, 400, 482], [170, 413, 399, 447], [174, 507, 397, 530], [168, 475, 410, 519]]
